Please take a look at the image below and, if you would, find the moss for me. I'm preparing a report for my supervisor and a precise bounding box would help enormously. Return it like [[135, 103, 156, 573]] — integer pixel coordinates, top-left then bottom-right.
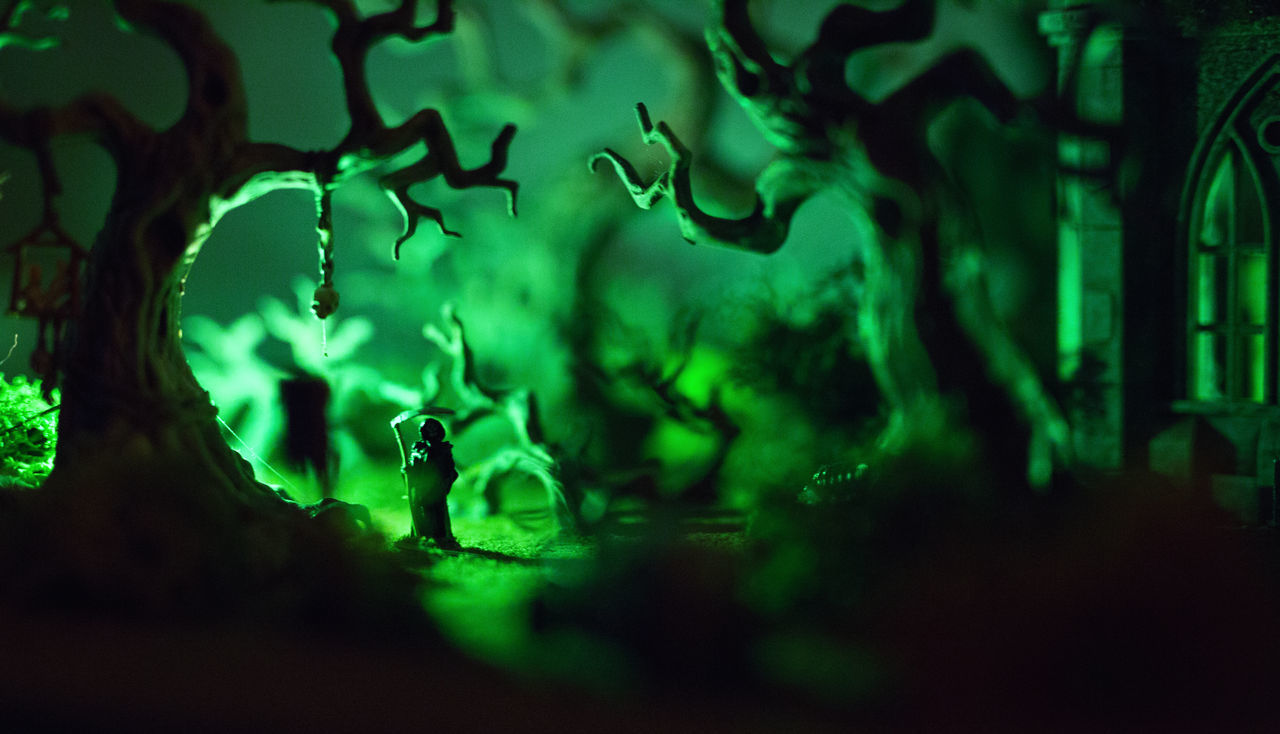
[[0, 373, 57, 488]]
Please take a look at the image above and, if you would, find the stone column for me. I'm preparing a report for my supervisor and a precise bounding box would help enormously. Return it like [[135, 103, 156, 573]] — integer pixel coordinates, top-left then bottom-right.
[[1041, 3, 1127, 469]]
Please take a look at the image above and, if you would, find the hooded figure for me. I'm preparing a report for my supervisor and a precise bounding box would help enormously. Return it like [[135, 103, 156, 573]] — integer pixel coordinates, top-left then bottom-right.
[[403, 418, 460, 548]]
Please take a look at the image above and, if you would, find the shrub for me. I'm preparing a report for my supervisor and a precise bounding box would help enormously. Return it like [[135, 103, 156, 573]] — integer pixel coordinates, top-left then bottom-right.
[[0, 373, 57, 488]]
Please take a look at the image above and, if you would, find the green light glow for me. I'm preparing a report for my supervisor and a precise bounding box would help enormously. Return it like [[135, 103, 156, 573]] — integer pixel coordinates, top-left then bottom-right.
[[1199, 152, 1232, 247], [1243, 333, 1265, 402], [1194, 332, 1224, 400], [1237, 253, 1266, 327], [1196, 254, 1221, 325], [643, 418, 720, 493], [0, 3, 1078, 691], [1057, 218, 1081, 380], [0, 0, 1065, 521]]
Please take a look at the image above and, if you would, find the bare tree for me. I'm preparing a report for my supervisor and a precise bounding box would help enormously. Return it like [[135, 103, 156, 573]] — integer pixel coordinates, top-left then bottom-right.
[[0, 0, 516, 604], [594, 0, 1069, 490]]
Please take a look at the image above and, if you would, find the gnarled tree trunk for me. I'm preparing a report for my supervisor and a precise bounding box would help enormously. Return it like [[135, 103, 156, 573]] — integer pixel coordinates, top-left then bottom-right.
[[0, 0, 517, 614], [593, 0, 1069, 490]]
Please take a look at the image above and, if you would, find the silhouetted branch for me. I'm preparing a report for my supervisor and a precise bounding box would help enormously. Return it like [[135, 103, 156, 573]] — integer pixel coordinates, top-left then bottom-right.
[[422, 304, 572, 526], [230, 0, 517, 260], [0, 0, 61, 50], [0, 1, 517, 271], [115, 0, 248, 142], [596, 0, 1075, 486], [271, 0, 454, 134], [0, 93, 152, 168], [380, 115, 518, 258], [590, 103, 816, 253]]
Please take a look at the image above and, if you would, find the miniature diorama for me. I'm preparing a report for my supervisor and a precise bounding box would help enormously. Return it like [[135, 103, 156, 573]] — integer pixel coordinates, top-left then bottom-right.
[[1, 0, 1279, 729]]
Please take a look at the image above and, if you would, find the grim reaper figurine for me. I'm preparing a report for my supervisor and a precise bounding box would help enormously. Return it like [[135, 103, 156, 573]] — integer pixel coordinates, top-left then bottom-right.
[[393, 411, 460, 549]]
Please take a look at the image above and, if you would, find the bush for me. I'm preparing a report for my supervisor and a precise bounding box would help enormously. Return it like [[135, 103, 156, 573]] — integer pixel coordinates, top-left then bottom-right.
[[0, 374, 57, 488]]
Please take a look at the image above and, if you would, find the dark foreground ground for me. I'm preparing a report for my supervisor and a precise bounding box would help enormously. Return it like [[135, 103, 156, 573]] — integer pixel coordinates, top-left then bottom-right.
[[2, 480, 1280, 733], [0, 507, 853, 733]]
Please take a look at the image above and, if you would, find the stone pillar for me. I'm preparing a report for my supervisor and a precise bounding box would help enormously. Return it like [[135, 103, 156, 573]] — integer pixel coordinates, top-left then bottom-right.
[[1041, 4, 1126, 469]]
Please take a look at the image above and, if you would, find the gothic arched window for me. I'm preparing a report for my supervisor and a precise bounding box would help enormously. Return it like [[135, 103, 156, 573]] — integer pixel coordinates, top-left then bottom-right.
[[1189, 146, 1269, 402], [1184, 56, 1280, 405]]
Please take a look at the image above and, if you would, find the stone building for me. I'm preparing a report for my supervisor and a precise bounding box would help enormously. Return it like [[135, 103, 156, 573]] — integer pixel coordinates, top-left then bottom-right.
[[1043, 1, 1280, 522]]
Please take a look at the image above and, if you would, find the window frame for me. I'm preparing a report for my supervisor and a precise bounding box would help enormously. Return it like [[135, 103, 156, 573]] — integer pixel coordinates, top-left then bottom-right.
[[1187, 139, 1273, 403], [1181, 55, 1280, 408]]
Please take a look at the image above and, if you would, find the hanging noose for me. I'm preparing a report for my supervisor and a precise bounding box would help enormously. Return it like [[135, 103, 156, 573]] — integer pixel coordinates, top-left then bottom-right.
[[311, 183, 339, 321], [311, 181, 339, 358]]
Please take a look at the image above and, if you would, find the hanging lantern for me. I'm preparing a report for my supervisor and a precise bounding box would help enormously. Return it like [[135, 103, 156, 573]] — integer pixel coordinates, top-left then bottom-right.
[[3, 218, 88, 380]]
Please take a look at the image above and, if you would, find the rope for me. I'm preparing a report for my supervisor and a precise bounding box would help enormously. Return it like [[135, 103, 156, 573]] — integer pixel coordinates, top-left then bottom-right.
[[0, 402, 59, 442], [0, 333, 16, 366], [215, 413, 301, 495]]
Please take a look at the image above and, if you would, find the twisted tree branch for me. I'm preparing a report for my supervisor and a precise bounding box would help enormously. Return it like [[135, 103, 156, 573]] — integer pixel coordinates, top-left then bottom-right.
[[0, 0, 62, 50], [1, 0, 518, 392], [227, 0, 516, 261], [596, 0, 1074, 486], [271, 0, 454, 136], [114, 0, 248, 144], [0, 94, 153, 175], [590, 102, 817, 253], [380, 114, 518, 258], [421, 304, 571, 525]]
